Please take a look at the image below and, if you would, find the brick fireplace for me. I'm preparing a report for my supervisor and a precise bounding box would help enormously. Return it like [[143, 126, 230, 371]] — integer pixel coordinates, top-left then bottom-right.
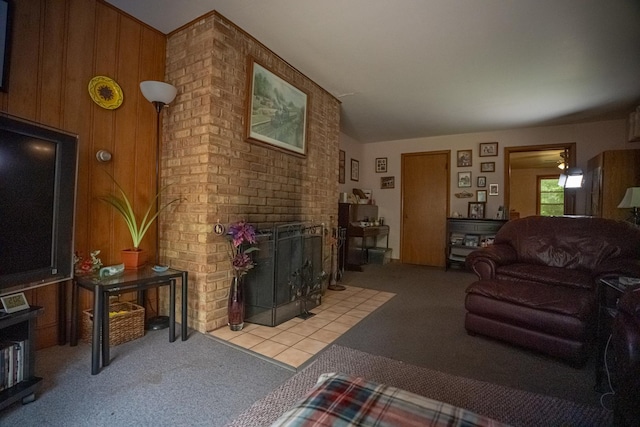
[[161, 12, 341, 332]]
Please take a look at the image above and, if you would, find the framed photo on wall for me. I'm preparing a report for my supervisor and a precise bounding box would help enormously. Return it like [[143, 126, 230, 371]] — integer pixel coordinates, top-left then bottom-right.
[[375, 157, 387, 173], [479, 142, 498, 157], [480, 162, 495, 172], [245, 58, 309, 156], [489, 184, 499, 196], [477, 176, 486, 187], [457, 171, 472, 188], [381, 176, 395, 189], [477, 190, 487, 202], [351, 158, 359, 181], [457, 150, 472, 167], [468, 202, 486, 219], [339, 150, 345, 184]]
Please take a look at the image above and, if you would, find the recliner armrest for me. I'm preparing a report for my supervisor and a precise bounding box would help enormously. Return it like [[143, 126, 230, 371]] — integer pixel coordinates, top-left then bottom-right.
[[465, 244, 517, 280], [593, 259, 640, 282]]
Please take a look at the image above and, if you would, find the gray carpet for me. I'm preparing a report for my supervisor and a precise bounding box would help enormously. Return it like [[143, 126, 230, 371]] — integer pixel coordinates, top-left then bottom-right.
[[0, 263, 612, 426], [0, 331, 293, 427], [227, 344, 613, 427]]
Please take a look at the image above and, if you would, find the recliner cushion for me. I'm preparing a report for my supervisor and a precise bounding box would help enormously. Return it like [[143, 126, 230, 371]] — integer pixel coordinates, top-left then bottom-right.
[[495, 263, 593, 290], [466, 279, 595, 320]]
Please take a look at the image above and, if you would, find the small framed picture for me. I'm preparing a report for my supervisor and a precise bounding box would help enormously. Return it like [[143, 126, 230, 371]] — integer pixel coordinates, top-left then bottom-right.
[[458, 171, 472, 188], [489, 184, 499, 196], [457, 150, 472, 167], [479, 142, 498, 157], [477, 190, 487, 202], [0, 292, 30, 314], [381, 176, 395, 189], [338, 150, 345, 184], [375, 157, 387, 173], [480, 162, 495, 172], [351, 158, 359, 181], [477, 176, 486, 187], [468, 202, 486, 219]]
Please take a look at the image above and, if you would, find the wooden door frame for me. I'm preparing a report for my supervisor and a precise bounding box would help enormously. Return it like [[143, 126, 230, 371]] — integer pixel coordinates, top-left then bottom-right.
[[400, 150, 450, 263], [504, 142, 577, 215]]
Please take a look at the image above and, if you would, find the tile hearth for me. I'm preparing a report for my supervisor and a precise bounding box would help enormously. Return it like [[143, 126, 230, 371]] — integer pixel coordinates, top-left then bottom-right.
[[209, 286, 395, 369]]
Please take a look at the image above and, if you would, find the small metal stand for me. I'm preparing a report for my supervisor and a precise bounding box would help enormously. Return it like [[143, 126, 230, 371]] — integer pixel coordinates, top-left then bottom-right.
[[328, 227, 347, 291]]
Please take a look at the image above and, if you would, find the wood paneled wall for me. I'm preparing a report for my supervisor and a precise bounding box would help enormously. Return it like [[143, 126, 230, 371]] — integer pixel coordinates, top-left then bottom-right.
[[0, 0, 166, 348]]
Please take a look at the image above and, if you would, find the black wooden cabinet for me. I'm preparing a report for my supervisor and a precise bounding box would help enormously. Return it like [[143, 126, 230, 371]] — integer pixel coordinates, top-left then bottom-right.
[[0, 306, 43, 411]]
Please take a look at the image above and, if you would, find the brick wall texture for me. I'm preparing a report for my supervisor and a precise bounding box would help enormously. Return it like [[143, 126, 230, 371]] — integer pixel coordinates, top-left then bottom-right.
[[163, 12, 341, 333]]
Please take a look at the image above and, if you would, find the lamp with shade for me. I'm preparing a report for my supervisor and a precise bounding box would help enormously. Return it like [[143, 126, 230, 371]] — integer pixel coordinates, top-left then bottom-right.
[[140, 80, 178, 330], [618, 187, 640, 226]]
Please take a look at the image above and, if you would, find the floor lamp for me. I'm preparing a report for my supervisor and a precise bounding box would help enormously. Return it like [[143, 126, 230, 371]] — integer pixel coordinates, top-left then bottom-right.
[[139, 80, 177, 330]]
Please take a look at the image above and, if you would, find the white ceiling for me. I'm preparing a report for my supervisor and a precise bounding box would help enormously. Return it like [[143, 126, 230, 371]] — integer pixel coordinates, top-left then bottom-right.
[[106, 0, 640, 143]]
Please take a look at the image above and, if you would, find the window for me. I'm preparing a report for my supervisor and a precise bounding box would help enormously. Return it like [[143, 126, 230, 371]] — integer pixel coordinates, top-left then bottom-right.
[[538, 176, 564, 216]]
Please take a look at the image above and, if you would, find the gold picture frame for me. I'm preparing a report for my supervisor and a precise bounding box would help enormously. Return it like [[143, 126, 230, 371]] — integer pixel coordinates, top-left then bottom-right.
[[245, 58, 309, 156]]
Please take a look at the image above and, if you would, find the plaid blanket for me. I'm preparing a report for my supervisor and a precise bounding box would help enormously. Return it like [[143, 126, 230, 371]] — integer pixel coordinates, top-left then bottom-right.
[[271, 373, 509, 427]]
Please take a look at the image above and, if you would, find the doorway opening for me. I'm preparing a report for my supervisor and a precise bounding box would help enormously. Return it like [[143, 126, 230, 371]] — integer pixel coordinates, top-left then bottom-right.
[[504, 143, 576, 218]]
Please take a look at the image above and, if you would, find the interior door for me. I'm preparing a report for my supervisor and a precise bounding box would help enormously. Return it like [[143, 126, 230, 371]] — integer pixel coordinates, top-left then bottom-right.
[[401, 151, 449, 267]]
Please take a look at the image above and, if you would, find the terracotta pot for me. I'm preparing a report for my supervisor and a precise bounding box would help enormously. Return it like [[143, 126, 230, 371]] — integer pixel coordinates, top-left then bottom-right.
[[121, 249, 147, 270]]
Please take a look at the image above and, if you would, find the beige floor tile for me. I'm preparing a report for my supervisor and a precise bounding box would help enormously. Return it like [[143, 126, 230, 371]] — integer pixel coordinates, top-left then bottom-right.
[[346, 308, 370, 319], [334, 314, 362, 326], [273, 347, 314, 368], [301, 316, 332, 329], [210, 328, 244, 340], [313, 310, 342, 321], [292, 337, 329, 354], [324, 305, 351, 314], [358, 300, 385, 309], [274, 317, 304, 330], [371, 292, 395, 301], [241, 323, 261, 332], [210, 287, 396, 367], [359, 289, 380, 298], [270, 330, 306, 346], [248, 325, 283, 339], [229, 333, 265, 349], [287, 323, 320, 337], [308, 328, 341, 343], [251, 340, 289, 358], [322, 321, 352, 334], [334, 300, 360, 309]]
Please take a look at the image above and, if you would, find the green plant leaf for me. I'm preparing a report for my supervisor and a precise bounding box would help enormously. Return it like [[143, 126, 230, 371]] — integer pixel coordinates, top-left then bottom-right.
[[100, 173, 182, 250]]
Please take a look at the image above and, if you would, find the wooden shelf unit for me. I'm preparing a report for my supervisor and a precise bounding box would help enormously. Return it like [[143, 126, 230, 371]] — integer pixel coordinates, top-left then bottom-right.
[[0, 306, 43, 411], [446, 218, 507, 270]]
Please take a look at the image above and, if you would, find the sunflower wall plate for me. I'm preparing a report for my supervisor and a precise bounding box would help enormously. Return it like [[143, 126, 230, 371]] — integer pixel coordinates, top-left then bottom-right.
[[88, 76, 123, 110]]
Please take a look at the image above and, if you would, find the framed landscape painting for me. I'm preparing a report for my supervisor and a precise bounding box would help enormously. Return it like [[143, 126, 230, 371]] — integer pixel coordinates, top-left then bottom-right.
[[246, 58, 308, 156]]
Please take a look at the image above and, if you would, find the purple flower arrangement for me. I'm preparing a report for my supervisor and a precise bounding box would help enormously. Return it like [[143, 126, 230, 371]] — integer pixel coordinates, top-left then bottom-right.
[[227, 220, 259, 277]]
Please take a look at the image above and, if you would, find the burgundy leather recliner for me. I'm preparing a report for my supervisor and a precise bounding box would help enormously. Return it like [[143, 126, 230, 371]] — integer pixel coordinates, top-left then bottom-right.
[[465, 216, 640, 365]]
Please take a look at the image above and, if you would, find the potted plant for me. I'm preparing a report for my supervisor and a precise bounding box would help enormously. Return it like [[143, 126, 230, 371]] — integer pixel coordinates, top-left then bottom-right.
[[100, 175, 181, 269]]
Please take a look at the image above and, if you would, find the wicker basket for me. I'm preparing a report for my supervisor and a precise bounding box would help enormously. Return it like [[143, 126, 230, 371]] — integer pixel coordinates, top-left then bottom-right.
[[81, 301, 145, 346]]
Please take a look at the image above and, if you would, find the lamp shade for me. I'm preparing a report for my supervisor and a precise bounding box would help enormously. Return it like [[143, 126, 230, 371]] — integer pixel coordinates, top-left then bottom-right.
[[618, 187, 640, 208], [139, 81, 177, 105]]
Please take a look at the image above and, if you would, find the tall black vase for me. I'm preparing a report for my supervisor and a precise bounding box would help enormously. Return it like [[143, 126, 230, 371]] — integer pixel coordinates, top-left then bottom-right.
[[228, 275, 245, 331]]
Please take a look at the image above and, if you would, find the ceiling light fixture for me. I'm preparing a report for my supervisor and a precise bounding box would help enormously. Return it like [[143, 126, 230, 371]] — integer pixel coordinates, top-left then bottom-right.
[[557, 149, 583, 188]]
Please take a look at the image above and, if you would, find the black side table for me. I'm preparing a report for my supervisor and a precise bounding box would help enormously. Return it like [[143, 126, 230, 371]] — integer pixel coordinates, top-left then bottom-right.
[[70, 266, 188, 375], [595, 276, 640, 392]]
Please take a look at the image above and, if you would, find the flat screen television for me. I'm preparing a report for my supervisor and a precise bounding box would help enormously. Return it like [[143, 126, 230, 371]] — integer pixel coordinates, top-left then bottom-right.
[[0, 114, 78, 296]]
